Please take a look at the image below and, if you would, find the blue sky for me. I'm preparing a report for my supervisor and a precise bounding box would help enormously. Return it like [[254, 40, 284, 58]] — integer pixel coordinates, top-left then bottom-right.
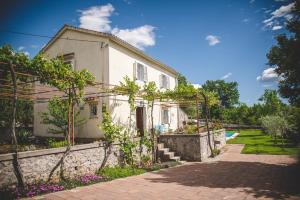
[[0, 0, 295, 105]]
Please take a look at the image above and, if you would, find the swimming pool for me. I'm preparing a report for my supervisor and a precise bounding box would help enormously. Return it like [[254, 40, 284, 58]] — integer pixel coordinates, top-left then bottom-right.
[[226, 132, 234, 138]]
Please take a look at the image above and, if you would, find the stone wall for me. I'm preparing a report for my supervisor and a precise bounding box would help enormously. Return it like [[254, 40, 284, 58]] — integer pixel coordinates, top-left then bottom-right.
[[0, 142, 122, 188], [159, 129, 226, 161]]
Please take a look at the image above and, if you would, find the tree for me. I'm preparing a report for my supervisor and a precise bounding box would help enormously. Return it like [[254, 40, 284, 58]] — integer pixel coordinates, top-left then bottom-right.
[[142, 81, 158, 163], [113, 76, 140, 165], [41, 97, 86, 139], [260, 115, 288, 145], [0, 45, 34, 133], [259, 89, 283, 116], [98, 110, 122, 169], [267, 0, 300, 106], [177, 73, 188, 86], [202, 80, 239, 108]]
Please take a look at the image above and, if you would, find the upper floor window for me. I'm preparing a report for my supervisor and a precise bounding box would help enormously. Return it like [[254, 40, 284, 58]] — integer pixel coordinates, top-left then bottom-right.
[[134, 62, 147, 82], [159, 74, 170, 89], [63, 53, 75, 69]]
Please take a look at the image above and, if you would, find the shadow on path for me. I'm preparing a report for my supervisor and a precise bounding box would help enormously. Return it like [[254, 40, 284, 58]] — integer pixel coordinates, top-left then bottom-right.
[[146, 161, 300, 199]]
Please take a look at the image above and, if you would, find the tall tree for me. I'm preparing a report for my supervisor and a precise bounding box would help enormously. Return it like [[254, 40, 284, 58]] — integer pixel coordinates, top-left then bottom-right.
[[202, 80, 239, 108], [259, 89, 283, 115], [267, 0, 300, 106]]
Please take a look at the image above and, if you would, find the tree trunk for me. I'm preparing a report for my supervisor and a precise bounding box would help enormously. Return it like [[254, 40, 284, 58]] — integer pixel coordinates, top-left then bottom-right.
[[196, 97, 200, 134], [203, 93, 214, 158], [72, 103, 75, 146], [100, 142, 112, 170], [9, 63, 26, 188], [150, 100, 156, 163]]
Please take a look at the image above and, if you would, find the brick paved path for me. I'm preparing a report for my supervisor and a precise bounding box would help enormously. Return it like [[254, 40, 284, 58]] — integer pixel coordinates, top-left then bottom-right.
[[30, 144, 300, 200]]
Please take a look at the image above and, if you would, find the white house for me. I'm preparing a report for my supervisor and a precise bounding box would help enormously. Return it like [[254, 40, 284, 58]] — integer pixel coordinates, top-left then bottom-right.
[[34, 25, 187, 139]]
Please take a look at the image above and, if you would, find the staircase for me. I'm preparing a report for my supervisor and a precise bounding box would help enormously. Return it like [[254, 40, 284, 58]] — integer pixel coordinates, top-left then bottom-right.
[[157, 143, 182, 162]]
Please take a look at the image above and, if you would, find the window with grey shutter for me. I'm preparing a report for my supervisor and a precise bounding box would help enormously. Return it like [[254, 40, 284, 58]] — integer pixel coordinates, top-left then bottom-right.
[[133, 62, 137, 80], [161, 108, 170, 124], [160, 74, 169, 89], [136, 63, 147, 81]]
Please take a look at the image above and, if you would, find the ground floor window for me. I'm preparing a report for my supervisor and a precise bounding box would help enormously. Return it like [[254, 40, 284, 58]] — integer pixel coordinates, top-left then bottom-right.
[[89, 102, 98, 118], [161, 107, 170, 125]]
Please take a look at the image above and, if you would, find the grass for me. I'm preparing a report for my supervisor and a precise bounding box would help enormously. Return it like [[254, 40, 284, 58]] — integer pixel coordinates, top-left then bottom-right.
[[98, 166, 147, 180], [227, 129, 299, 155], [98, 161, 181, 180]]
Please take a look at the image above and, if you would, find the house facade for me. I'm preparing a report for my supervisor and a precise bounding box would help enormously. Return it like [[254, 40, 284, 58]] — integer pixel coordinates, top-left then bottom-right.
[[34, 25, 187, 139]]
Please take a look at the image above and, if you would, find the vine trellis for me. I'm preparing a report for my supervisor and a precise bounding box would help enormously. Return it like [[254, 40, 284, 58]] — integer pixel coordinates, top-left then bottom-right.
[[0, 45, 220, 187]]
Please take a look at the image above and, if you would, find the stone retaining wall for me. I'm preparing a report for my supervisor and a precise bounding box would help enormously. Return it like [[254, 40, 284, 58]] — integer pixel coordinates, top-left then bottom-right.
[[0, 142, 123, 188], [159, 129, 226, 161]]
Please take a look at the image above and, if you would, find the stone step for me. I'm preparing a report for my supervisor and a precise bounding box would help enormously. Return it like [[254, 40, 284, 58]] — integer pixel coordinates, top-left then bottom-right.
[[157, 143, 164, 150], [171, 156, 181, 162], [157, 143, 184, 163], [164, 152, 175, 158], [158, 148, 169, 154]]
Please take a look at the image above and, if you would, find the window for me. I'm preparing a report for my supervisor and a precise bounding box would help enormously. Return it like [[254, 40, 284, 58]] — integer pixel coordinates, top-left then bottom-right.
[[160, 74, 170, 89], [63, 53, 75, 69], [89, 103, 98, 118], [134, 62, 147, 82], [161, 108, 170, 124]]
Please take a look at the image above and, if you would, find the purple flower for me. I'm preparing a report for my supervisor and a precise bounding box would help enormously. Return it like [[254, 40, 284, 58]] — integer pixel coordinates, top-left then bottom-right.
[[79, 175, 103, 184]]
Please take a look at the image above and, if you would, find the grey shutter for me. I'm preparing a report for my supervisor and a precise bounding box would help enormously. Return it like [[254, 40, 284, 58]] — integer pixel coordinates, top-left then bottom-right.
[[167, 76, 170, 89], [168, 108, 171, 124], [161, 108, 165, 124], [133, 62, 137, 80], [144, 66, 148, 82], [159, 74, 163, 89]]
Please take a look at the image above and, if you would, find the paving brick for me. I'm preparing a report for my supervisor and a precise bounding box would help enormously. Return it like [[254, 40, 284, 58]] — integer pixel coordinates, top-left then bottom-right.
[[27, 145, 300, 200]]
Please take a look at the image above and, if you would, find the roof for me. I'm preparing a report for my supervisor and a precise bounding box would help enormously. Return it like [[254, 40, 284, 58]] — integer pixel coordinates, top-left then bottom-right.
[[41, 24, 179, 76]]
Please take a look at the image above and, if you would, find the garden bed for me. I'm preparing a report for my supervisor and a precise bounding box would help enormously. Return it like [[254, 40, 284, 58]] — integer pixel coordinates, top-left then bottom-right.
[[0, 161, 181, 199]]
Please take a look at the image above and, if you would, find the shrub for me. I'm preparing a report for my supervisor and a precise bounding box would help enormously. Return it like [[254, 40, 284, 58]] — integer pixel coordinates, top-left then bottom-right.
[[46, 138, 68, 148], [17, 129, 32, 144], [140, 155, 151, 168], [260, 115, 288, 144], [212, 148, 221, 156], [98, 166, 146, 179], [184, 124, 197, 134]]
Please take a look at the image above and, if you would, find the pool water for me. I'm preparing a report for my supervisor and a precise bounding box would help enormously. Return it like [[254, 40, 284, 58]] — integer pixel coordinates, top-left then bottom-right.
[[225, 132, 234, 138]]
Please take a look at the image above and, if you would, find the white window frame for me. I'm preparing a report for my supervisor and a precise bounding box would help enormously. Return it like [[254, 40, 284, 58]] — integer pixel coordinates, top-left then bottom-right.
[[160, 74, 170, 89], [63, 53, 75, 70], [161, 107, 170, 125], [89, 102, 98, 118], [134, 62, 148, 82]]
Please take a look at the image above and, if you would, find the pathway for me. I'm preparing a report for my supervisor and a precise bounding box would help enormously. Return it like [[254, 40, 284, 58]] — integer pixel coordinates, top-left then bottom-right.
[[30, 144, 300, 200]]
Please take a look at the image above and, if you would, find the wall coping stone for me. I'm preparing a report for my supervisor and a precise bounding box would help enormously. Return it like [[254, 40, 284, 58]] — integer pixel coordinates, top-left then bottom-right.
[[0, 142, 112, 161], [160, 129, 225, 138]]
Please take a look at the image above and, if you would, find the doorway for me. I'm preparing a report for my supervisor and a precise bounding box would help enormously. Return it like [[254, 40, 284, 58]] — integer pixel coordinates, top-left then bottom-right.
[[136, 107, 145, 136]]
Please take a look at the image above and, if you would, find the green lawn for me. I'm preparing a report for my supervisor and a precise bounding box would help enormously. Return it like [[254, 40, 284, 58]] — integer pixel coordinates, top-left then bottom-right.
[[227, 129, 299, 155]]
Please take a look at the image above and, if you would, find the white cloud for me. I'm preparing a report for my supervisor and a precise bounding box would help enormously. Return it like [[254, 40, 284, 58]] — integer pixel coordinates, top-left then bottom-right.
[[249, 0, 255, 3], [78, 4, 156, 50], [271, 2, 294, 18], [192, 84, 202, 89], [78, 4, 114, 32], [242, 18, 250, 23], [18, 46, 25, 51], [272, 25, 283, 30], [205, 35, 220, 46], [221, 72, 232, 80], [263, 2, 295, 30], [256, 67, 279, 82], [23, 51, 30, 56], [30, 45, 38, 49], [112, 25, 155, 50]]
